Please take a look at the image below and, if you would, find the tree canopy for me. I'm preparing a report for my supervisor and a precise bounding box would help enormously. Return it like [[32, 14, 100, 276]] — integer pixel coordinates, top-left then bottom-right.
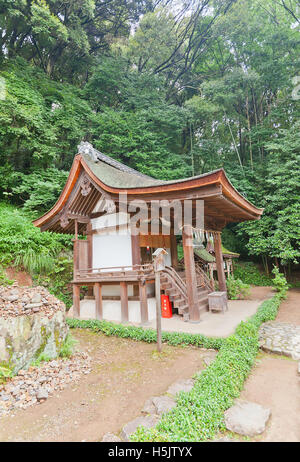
[[0, 0, 299, 268]]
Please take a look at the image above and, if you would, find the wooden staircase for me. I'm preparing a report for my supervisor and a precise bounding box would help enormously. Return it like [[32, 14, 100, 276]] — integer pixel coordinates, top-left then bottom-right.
[[160, 265, 214, 321]]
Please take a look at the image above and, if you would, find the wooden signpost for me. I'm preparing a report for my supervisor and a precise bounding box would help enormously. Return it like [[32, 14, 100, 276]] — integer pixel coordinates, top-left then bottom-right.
[[152, 248, 168, 353]]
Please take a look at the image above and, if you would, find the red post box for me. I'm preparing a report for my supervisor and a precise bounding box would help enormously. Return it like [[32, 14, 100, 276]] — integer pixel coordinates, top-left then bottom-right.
[[161, 295, 172, 318]]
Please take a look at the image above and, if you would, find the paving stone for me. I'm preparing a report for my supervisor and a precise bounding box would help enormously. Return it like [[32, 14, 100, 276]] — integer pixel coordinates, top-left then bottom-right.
[[225, 400, 271, 437], [152, 396, 176, 415], [141, 398, 156, 415], [121, 415, 159, 441], [259, 322, 300, 360], [167, 379, 195, 396], [102, 433, 122, 442]]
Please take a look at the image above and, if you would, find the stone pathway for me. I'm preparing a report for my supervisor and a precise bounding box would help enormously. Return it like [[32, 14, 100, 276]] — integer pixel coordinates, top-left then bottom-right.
[[259, 321, 300, 360], [224, 400, 271, 437]]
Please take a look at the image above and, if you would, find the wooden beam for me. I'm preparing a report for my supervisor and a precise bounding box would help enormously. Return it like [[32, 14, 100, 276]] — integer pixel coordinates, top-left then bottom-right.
[[182, 225, 200, 322], [120, 282, 129, 323], [73, 284, 80, 318], [213, 232, 227, 292], [94, 282, 103, 320], [139, 281, 148, 324]]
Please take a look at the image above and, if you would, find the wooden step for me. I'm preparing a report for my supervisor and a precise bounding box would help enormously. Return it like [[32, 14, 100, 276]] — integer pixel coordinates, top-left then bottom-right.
[[178, 305, 188, 315], [197, 294, 209, 304], [174, 298, 188, 308]]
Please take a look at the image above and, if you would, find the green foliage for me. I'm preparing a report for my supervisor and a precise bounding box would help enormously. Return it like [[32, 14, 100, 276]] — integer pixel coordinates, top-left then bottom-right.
[[0, 364, 13, 383], [0, 202, 72, 271], [233, 261, 274, 286], [0, 267, 14, 286], [35, 256, 73, 308], [59, 334, 77, 359], [30, 334, 76, 366], [131, 292, 284, 442], [67, 318, 224, 351], [30, 353, 52, 367], [0, 0, 299, 292], [226, 275, 250, 300], [9, 169, 68, 213], [272, 266, 289, 298]]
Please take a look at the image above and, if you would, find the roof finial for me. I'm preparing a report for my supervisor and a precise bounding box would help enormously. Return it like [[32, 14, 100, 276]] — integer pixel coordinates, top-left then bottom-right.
[[77, 141, 98, 162]]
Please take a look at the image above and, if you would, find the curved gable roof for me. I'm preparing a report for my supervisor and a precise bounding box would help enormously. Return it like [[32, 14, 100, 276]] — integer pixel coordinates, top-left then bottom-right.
[[33, 142, 263, 232]]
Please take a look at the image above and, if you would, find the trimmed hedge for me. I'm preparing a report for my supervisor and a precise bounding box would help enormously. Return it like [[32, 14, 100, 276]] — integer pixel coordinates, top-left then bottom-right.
[[67, 318, 223, 350], [131, 292, 284, 442]]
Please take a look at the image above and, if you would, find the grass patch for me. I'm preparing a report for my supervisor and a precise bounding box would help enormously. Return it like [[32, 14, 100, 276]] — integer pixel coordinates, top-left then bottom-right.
[[59, 333, 78, 358], [66, 318, 223, 351]]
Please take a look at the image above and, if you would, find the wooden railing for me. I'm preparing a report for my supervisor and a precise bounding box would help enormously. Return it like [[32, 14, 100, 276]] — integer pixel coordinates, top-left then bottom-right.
[[74, 263, 155, 282], [195, 263, 215, 292], [160, 266, 189, 313]]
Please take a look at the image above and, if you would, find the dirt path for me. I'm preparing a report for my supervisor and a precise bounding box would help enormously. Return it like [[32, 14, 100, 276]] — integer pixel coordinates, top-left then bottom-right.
[[0, 330, 207, 442], [276, 288, 300, 325], [225, 289, 300, 442], [240, 353, 300, 442]]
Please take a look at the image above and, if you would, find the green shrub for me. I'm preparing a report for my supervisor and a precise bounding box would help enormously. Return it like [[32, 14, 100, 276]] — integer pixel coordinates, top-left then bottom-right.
[[0, 202, 72, 271], [131, 293, 284, 442], [233, 261, 273, 286], [67, 318, 224, 350], [35, 256, 73, 308], [0, 202, 73, 307], [226, 275, 251, 300], [0, 267, 14, 286], [59, 334, 78, 358], [30, 353, 52, 367], [271, 265, 289, 298], [0, 364, 13, 384]]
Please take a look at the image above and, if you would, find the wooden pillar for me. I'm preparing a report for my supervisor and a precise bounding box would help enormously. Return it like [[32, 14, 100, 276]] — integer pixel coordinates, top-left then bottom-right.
[[213, 232, 226, 292], [87, 221, 94, 298], [170, 234, 178, 269], [120, 282, 129, 323], [139, 280, 148, 324], [131, 234, 141, 297], [73, 284, 80, 318], [182, 225, 200, 322], [94, 282, 103, 320], [73, 239, 78, 280]]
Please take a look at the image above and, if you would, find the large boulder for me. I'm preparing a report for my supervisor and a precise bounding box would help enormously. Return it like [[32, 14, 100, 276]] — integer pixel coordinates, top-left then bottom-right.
[[224, 400, 271, 436], [0, 285, 68, 373]]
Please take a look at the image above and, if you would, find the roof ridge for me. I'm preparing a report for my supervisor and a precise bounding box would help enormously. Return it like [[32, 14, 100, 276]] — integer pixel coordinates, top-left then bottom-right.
[[77, 141, 153, 179]]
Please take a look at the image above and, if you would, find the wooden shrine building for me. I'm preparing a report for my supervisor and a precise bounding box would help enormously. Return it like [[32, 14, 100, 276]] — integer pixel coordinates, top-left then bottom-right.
[[33, 142, 263, 323]]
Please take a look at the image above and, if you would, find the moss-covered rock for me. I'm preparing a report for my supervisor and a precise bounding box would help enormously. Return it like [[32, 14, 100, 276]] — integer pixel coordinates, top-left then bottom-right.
[[0, 310, 68, 373]]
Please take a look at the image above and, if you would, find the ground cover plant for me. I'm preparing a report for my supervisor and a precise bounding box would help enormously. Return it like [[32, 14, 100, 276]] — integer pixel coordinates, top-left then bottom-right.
[[67, 318, 223, 350]]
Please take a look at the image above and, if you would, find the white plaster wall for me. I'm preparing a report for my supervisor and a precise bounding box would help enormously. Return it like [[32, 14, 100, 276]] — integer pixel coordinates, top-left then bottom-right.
[[74, 298, 156, 323], [101, 284, 134, 297], [92, 233, 132, 270]]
